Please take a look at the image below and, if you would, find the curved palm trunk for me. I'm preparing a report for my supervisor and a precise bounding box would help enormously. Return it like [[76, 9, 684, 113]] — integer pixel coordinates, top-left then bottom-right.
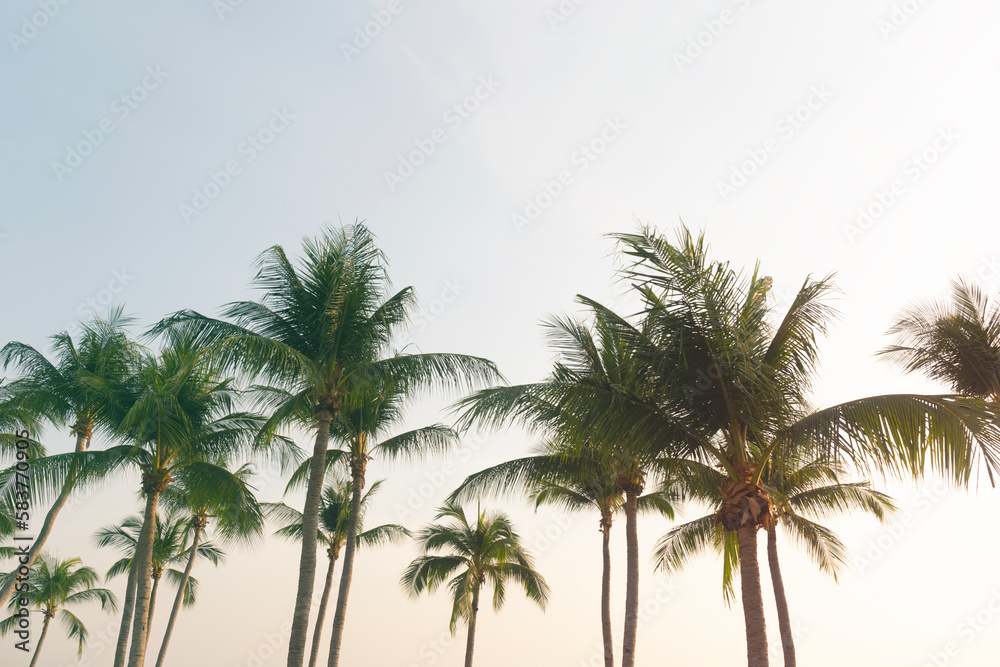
[[113, 556, 140, 667], [28, 614, 52, 667], [0, 431, 88, 607], [126, 482, 165, 667], [288, 413, 333, 667], [767, 525, 795, 667], [153, 521, 203, 667], [737, 525, 769, 667], [326, 457, 365, 667], [463, 585, 481, 667], [600, 518, 614, 667], [307, 551, 338, 667], [621, 490, 640, 667]]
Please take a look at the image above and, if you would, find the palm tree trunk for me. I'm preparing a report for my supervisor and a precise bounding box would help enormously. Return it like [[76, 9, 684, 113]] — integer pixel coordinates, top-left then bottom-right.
[[0, 431, 88, 607], [326, 456, 365, 667], [153, 521, 203, 667], [307, 552, 337, 667], [28, 614, 52, 667], [621, 489, 640, 667], [600, 519, 614, 667], [737, 525, 769, 667], [463, 585, 481, 667], [288, 412, 333, 667], [767, 525, 795, 667], [126, 482, 164, 667], [146, 573, 161, 630], [113, 557, 140, 667]]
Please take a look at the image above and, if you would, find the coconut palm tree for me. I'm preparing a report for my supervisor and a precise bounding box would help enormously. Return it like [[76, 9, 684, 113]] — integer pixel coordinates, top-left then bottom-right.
[[400, 501, 550, 667], [0, 554, 118, 667], [458, 226, 1000, 666], [96, 508, 224, 662], [90, 331, 268, 667], [0, 309, 139, 607], [590, 225, 1000, 666], [447, 438, 675, 667], [881, 278, 1000, 472], [148, 223, 501, 667], [265, 477, 408, 667], [151, 462, 262, 667], [654, 455, 896, 666], [453, 312, 682, 667]]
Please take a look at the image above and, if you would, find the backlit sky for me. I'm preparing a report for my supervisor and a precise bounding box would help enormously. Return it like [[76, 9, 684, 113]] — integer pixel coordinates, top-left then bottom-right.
[[2, 2, 1000, 666]]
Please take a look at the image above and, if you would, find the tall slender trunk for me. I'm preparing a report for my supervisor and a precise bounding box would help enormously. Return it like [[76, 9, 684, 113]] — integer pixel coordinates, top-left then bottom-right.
[[126, 477, 166, 667], [287, 413, 333, 667], [307, 550, 338, 667], [767, 525, 795, 667], [600, 517, 614, 667], [113, 555, 140, 667], [0, 431, 88, 607], [153, 519, 204, 667], [146, 572, 161, 630], [463, 585, 480, 667], [737, 525, 769, 667], [621, 489, 640, 667], [326, 454, 365, 667], [28, 613, 52, 667]]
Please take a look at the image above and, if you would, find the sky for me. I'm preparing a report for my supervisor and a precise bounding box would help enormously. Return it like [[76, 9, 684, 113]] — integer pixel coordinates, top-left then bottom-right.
[[2, 1, 1000, 665]]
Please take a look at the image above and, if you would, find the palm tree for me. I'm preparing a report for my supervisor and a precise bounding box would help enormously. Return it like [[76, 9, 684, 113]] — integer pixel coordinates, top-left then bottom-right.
[[881, 278, 1000, 457], [0, 309, 138, 607], [400, 501, 550, 667], [459, 226, 1000, 666], [93, 331, 267, 667], [447, 438, 675, 667], [591, 225, 1000, 666], [152, 462, 262, 667], [322, 378, 463, 667], [148, 223, 501, 667], [265, 477, 409, 667], [453, 312, 679, 667], [0, 554, 118, 667], [96, 508, 224, 663], [654, 455, 896, 666]]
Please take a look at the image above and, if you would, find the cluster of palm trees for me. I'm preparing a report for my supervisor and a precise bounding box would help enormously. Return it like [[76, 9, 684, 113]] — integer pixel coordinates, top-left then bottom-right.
[[1, 222, 998, 667]]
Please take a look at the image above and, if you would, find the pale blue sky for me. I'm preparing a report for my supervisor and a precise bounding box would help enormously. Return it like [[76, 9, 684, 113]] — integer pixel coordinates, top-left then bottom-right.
[[3, 2, 1000, 665]]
